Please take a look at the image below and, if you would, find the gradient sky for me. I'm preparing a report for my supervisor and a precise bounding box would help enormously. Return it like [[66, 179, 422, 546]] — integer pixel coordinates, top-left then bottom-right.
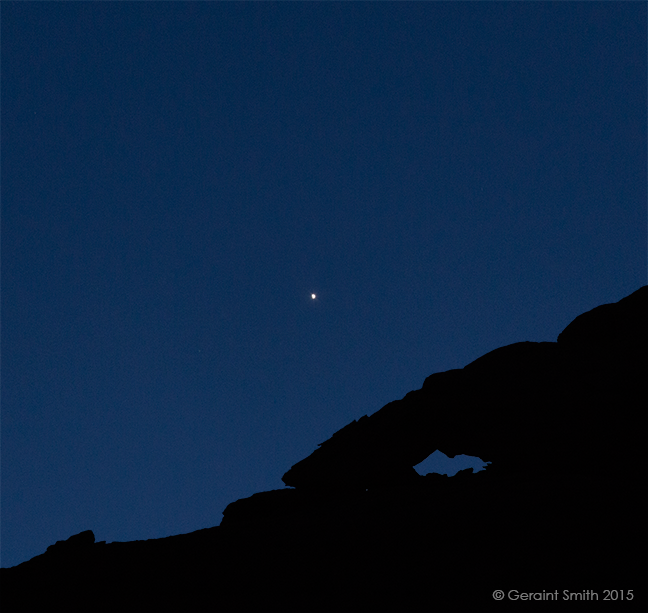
[[2, 2, 646, 569]]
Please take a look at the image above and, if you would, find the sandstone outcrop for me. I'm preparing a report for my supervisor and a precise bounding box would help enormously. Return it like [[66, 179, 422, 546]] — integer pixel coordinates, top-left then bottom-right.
[[281, 287, 646, 499], [2, 286, 646, 612]]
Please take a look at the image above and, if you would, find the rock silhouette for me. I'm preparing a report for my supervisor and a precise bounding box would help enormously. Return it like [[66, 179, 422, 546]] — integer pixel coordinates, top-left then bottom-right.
[[45, 530, 97, 557], [2, 287, 646, 612]]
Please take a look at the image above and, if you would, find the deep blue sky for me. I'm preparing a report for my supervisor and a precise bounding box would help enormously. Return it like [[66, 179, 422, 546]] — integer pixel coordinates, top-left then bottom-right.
[[2, 2, 646, 569]]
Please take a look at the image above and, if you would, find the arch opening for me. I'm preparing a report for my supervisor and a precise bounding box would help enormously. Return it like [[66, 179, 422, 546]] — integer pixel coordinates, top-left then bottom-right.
[[414, 450, 491, 477]]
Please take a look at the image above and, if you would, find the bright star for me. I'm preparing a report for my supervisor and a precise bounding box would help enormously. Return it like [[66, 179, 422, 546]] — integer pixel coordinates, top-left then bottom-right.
[[311, 294, 316, 299]]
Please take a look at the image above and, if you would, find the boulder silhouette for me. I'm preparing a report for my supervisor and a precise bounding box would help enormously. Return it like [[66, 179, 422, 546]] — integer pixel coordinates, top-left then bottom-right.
[[2, 286, 646, 612], [45, 529, 96, 558]]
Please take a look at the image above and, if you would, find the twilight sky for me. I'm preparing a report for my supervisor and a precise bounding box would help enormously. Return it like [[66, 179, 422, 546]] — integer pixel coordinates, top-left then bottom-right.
[[2, 2, 646, 569]]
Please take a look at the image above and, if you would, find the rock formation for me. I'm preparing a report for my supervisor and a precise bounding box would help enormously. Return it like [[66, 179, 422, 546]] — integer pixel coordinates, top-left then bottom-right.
[[45, 529, 97, 556], [2, 286, 646, 612]]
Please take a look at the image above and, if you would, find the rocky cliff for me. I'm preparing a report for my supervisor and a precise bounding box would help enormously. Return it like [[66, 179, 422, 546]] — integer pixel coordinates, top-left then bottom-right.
[[2, 287, 646, 612]]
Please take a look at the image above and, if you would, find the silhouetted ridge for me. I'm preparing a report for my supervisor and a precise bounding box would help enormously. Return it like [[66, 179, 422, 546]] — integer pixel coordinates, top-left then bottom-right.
[[557, 285, 647, 353], [2, 287, 646, 612]]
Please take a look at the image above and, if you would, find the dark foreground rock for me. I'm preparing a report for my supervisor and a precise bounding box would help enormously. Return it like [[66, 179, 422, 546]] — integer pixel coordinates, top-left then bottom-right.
[[2, 287, 646, 612]]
